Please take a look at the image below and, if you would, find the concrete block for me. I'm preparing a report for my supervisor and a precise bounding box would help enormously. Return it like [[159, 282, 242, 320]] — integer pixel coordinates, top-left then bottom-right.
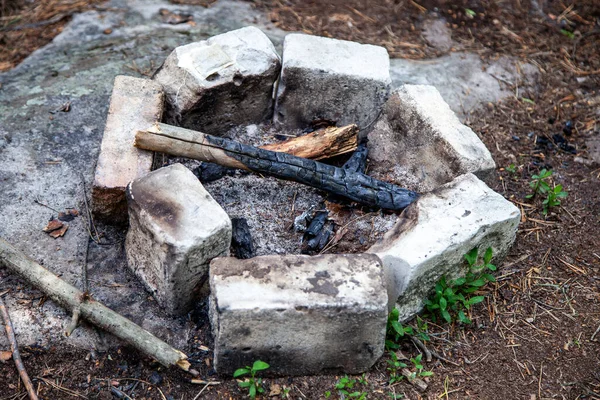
[[125, 164, 232, 315], [209, 254, 388, 376], [92, 75, 164, 222], [274, 33, 391, 130], [367, 85, 496, 193], [153, 26, 280, 134], [369, 173, 520, 320]]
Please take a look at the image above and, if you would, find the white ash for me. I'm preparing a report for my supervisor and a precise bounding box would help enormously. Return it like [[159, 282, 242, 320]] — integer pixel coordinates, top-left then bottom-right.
[[165, 122, 400, 256]]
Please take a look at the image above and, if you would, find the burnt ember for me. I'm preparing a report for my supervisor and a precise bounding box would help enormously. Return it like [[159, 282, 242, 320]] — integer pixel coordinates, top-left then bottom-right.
[[231, 217, 255, 259]]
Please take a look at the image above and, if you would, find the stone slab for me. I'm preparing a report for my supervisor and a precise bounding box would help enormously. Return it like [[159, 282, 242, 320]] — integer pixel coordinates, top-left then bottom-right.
[[209, 253, 388, 376], [126, 163, 232, 315], [153, 26, 281, 134], [92, 75, 164, 223], [274, 33, 391, 130], [368, 173, 520, 319], [367, 84, 496, 193]]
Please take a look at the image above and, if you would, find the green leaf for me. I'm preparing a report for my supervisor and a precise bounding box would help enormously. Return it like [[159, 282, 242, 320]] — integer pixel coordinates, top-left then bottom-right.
[[468, 278, 487, 287], [238, 380, 251, 388], [452, 278, 466, 286], [487, 263, 497, 271], [468, 296, 485, 305], [521, 97, 535, 105], [464, 248, 478, 266], [249, 384, 257, 398], [439, 296, 447, 310], [458, 310, 471, 324], [233, 368, 250, 378], [465, 8, 476, 17], [483, 247, 493, 264], [325, 391, 331, 398], [420, 371, 434, 377], [525, 193, 534, 199], [252, 360, 270, 372], [560, 29, 575, 39], [441, 309, 451, 322], [481, 273, 496, 283]]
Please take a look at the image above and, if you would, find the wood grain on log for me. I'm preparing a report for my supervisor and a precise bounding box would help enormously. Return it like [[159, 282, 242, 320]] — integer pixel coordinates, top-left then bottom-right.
[[260, 124, 358, 160], [0, 238, 190, 371], [135, 123, 419, 211]]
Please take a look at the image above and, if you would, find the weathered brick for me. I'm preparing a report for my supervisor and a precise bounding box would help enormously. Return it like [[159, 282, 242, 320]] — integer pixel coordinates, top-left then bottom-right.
[[92, 75, 164, 222], [209, 253, 387, 376], [125, 164, 231, 315], [274, 33, 391, 130], [154, 26, 280, 134]]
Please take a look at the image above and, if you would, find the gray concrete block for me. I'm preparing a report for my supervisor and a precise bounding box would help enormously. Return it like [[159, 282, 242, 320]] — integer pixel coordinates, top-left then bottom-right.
[[153, 26, 281, 134], [125, 164, 232, 315], [367, 85, 496, 193], [209, 253, 388, 376], [274, 33, 391, 130], [92, 75, 164, 223], [369, 173, 520, 319]]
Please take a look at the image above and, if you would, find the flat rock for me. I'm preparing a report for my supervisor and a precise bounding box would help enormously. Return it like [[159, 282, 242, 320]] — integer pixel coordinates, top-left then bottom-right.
[[367, 85, 496, 193], [126, 164, 232, 315], [92, 75, 164, 223], [209, 253, 388, 376], [154, 26, 281, 134], [274, 33, 391, 130], [368, 173, 520, 319]]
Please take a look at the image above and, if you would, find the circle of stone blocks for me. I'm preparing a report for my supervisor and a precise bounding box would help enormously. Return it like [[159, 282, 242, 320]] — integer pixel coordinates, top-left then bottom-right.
[[91, 26, 521, 376]]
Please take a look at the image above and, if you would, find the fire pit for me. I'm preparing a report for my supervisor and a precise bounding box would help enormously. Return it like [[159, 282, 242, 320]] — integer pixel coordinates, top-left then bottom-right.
[[91, 27, 520, 376]]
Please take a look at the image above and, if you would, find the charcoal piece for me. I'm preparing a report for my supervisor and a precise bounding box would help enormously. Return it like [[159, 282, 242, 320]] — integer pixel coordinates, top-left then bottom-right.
[[563, 120, 573, 136], [342, 138, 369, 173], [231, 218, 254, 259], [303, 220, 334, 254], [305, 211, 328, 237], [193, 162, 236, 183]]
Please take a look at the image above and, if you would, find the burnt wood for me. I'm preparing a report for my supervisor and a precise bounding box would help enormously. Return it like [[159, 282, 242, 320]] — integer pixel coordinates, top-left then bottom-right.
[[135, 123, 419, 211]]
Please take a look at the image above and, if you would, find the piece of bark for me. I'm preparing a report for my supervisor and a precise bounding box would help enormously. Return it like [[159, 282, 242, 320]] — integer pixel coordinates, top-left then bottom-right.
[[401, 368, 428, 391], [0, 296, 38, 400], [0, 238, 190, 371], [135, 123, 418, 211], [260, 124, 358, 160]]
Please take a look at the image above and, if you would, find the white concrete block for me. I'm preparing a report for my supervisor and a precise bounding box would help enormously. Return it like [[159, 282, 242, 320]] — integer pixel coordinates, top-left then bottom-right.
[[368, 173, 520, 320], [92, 75, 164, 222], [274, 33, 391, 130], [209, 253, 387, 376], [125, 164, 231, 315], [154, 26, 281, 134], [367, 85, 496, 193]]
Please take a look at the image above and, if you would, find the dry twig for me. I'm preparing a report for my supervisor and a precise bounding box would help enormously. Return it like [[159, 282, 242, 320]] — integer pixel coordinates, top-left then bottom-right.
[[0, 295, 38, 400]]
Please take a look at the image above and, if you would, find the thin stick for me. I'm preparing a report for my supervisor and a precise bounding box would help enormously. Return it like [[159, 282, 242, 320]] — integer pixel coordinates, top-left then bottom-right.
[[0, 296, 39, 400], [0, 238, 190, 370]]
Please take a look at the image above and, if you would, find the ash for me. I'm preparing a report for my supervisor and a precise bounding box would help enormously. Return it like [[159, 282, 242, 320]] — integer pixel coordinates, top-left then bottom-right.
[[168, 123, 400, 256]]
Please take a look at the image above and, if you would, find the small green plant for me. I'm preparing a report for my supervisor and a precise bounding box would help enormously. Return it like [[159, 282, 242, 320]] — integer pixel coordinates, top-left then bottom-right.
[[527, 168, 552, 199], [325, 375, 367, 399], [424, 247, 496, 324], [505, 163, 517, 174], [560, 29, 575, 39], [465, 8, 476, 18], [542, 184, 568, 215], [386, 308, 414, 350], [233, 360, 270, 399], [386, 351, 408, 385], [410, 354, 434, 379]]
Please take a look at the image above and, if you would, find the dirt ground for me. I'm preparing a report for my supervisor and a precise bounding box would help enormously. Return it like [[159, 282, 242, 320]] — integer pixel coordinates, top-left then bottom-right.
[[1, 0, 600, 399]]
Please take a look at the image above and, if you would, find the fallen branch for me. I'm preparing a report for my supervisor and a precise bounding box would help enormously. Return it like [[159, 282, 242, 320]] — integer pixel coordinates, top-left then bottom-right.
[[0, 294, 39, 400], [260, 124, 358, 160], [135, 123, 418, 211], [0, 238, 190, 371]]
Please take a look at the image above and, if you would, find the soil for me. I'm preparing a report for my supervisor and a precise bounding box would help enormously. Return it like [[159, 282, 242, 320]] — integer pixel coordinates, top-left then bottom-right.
[[1, 0, 600, 399]]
